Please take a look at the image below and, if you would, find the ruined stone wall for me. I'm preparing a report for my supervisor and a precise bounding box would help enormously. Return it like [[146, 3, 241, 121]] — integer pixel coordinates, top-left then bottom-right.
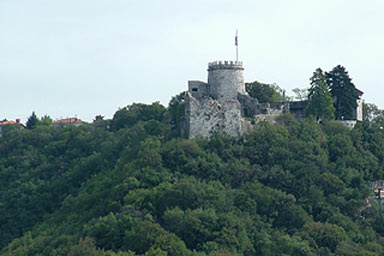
[[286, 101, 308, 120], [188, 80, 209, 99], [253, 103, 287, 123], [185, 92, 245, 138]]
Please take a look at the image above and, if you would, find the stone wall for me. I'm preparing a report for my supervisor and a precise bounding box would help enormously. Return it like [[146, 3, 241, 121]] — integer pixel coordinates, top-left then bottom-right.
[[188, 80, 209, 99], [185, 92, 245, 138]]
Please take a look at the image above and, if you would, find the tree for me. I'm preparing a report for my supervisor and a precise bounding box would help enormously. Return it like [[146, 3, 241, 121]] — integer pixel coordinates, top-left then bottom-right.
[[326, 65, 358, 120], [305, 68, 335, 121], [301, 222, 349, 252], [362, 102, 381, 121], [40, 115, 52, 125], [110, 102, 167, 131], [292, 88, 308, 101], [26, 111, 39, 129], [68, 237, 103, 256], [245, 81, 283, 103], [168, 91, 186, 137], [93, 115, 104, 122]]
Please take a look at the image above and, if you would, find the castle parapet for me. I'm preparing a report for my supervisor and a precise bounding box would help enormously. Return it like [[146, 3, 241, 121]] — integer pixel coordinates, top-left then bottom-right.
[[208, 61, 244, 71]]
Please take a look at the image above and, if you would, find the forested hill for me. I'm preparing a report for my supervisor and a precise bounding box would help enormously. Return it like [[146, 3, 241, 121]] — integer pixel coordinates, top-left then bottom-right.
[[2, 102, 384, 255]]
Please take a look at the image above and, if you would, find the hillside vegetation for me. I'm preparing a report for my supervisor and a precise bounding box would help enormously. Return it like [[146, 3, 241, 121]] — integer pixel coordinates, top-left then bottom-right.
[[1, 102, 384, 255]]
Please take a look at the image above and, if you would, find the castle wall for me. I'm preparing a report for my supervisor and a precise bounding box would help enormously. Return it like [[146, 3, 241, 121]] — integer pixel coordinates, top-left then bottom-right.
[[185, 92, 244, 138], [286, 101, 308, 120], [188, 80, 209, 99], [337, 120, 357, 129]]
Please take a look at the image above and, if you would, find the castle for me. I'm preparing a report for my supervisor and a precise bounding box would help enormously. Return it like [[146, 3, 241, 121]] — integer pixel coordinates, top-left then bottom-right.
[[184, 61, 363, 138]]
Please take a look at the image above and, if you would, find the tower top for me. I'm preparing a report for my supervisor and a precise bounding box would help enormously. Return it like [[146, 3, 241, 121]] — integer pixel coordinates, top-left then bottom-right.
[[208, 60, 243, 71]]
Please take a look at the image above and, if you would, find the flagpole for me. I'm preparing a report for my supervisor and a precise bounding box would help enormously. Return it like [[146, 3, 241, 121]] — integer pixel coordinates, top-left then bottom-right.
[[235, 29, 238, 61]]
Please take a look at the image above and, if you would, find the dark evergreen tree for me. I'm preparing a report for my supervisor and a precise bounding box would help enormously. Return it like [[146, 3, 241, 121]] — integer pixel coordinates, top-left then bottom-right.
[[305, 68, 335, 121], [26, 111, 39, 129], [326, 65, 358, 120]]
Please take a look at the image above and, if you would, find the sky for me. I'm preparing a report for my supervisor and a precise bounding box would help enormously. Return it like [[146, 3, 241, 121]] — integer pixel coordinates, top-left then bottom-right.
[[1, 0, 384, 123]]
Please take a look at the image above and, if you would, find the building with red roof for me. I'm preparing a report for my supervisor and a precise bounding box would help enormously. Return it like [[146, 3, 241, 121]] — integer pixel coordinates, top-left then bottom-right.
[[0, 119, 25, 136], [52, 118, 84, 126]]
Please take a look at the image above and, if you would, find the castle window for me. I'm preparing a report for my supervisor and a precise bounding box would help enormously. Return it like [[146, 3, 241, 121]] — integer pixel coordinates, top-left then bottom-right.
[[243, 108, 249, 117], [192, 88, 198, 92]]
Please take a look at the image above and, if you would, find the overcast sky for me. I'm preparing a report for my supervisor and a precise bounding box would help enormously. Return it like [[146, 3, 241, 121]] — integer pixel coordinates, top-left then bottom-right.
[[1, 0, 383, 122]]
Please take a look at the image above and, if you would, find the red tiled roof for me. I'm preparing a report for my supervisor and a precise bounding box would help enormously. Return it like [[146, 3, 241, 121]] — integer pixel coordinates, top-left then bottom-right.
[[52, 118, 83, 125], [0, 120, 23, 126]]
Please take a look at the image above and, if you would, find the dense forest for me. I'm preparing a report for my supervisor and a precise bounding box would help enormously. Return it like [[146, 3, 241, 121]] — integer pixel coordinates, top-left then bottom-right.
[[2, 98, 384, 255]]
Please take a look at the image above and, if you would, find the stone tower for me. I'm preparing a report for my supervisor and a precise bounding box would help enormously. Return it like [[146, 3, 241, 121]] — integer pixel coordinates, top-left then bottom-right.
[[185, 60, 250, 138], [208, 61, 246, 100]]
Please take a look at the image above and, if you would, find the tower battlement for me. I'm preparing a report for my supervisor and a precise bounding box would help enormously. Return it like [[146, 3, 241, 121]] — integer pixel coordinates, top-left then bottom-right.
[[208, 61, 244, 71]]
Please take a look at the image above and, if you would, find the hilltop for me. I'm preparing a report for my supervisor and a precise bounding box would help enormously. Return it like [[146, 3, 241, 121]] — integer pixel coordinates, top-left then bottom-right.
[[1, 100, 384, 255]]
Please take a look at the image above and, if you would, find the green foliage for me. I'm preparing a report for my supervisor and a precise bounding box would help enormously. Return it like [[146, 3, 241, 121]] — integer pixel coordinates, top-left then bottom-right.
[[301, 222, 349, 252], [292, 87, 308, 101], [305, 68, 335, 121], [245, 80, 283, 103], [68, 237, 103, 256], [326, 65, 359, 120], [26, 111, 39, 129], [110, 102, 167, 131], [40, 115, 53, 125], [363, 102, 381, 121], [1, 103, 384, 255], [168, 92, 186, 138]]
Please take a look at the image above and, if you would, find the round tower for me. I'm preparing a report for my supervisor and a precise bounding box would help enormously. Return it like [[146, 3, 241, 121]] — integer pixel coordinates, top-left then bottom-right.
[[208, 61, 245, 101]]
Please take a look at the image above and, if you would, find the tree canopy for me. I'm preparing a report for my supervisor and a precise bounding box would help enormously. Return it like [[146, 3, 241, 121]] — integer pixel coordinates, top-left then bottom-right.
[[326, 65, 359, 120], [26, 111, 39, 129], [245, 81, 283, 103], [1, 100, 384, 255], [305, 68, 335, 121]]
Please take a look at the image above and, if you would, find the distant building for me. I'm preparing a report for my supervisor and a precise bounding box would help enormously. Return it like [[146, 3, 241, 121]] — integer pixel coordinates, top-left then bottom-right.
[[52, 118, 84, 127], [0, 119, 24, 126], [0, 119, 25, 136], [369, 180, 384, 209]]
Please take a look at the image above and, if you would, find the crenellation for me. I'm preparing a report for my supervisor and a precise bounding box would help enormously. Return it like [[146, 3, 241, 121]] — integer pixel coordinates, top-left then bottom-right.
[[208, 61, 243, 71]]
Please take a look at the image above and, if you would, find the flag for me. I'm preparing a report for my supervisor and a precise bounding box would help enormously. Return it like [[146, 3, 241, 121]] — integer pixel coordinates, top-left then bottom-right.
[[235, 30, 238, 46]]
